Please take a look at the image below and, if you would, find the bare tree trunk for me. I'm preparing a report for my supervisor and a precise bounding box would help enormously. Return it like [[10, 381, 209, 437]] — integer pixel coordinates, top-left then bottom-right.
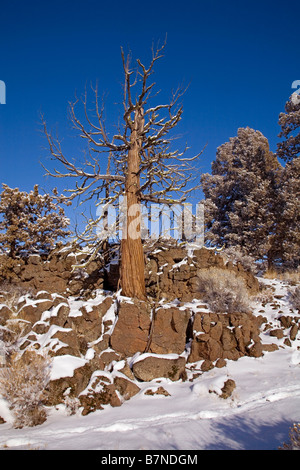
[[42, 43, 202, 299], [120, 109, 147, 300]]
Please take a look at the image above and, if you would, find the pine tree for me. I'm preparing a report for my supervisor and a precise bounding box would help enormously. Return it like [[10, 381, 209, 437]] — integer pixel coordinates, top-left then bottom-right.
[[201, 127, 282, 265], [0, 184, 70, 258]]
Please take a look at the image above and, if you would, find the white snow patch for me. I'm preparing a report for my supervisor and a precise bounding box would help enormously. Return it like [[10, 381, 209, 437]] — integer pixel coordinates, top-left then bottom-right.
[[50, 355, 87, 380]]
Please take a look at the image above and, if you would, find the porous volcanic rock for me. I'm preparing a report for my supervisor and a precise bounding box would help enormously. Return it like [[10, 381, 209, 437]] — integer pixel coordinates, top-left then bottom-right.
[[110, 300, 151, 356], [132, 354, 186, 382], [188, 311, 266, 363], [149, 307, 191, 355]]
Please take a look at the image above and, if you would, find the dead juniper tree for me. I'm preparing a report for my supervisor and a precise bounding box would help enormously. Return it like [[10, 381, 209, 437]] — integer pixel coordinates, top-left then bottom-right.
[[42, 41, 203, 300]]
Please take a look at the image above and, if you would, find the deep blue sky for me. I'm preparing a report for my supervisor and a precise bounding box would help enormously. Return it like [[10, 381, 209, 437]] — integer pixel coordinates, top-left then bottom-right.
[[0, 0, 299, 224]]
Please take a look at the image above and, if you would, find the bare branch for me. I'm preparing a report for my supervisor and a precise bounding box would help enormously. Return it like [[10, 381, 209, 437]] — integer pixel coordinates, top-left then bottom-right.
[[41, 41, 205, 271]]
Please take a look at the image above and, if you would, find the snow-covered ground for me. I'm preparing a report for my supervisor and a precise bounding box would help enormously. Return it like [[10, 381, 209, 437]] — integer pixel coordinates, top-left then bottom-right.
[[0, 277, 299, 451]]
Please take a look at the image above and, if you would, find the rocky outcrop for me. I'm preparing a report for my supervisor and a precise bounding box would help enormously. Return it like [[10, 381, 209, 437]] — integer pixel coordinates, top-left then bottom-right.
[[110, 302, 191, 357], [144, 386, 171, 397], [145, 246, 259, 302], [188, 311, 267, 365], [220, 379, 236, 399], [0, 244, 259, 301], [149, 307, 191, 355], [132, 354, 187, 382], [2, 245, 295, 424], [79, 372, 140, 415], [0, 248, 105, 297], [110, 300, 151, 357]]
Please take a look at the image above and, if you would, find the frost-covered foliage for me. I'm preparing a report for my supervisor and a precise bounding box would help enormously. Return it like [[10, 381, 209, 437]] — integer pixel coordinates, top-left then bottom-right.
[[201, 127, 281, 265], [197, 267, 251, 314], [0, 324, 24, 365], [255, 285, 275, 306], [0, 284, 33, 363], [277, 93, 300, 162], [288, 286, 300, 311], [0, 351, 51, 428], [0, 184, 70, 258], [279, 423, 300, 450], [201, 125, 300, 270], [221, 246, 258, 273], [0, 281, 33, 312], [271, 94, 300, 269], [63, 393, 81, 416], [0, 287, 51, 428], [274, 157, 300, 269]]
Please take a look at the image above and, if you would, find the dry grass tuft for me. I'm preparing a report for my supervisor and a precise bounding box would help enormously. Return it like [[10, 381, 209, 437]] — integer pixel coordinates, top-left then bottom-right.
[[198, 267, 251, 314], [264, 268, 300, 285]]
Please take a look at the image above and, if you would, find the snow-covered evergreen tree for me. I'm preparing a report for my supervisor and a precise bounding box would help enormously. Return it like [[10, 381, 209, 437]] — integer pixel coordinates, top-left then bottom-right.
[[277, 93, 300, 162], [274, 155, 300, 269], [201, 127, 282, 265], [0, 184, 70, 258], [274, 95, 300, 269]]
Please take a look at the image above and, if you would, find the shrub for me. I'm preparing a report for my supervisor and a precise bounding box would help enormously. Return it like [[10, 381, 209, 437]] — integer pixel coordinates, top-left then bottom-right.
[[264, 268, 300, 285], [0, 284, 34, 364], [289, 286, 300, 311], [0, 256, 21, 284], [221, 246, 258, 274], [0, 350, 52, 428], [0, 183, 70, 258], [198, 267, 251, 314], [0, 325, 23, 365], [255, 285, 275, 306], [63, 391, 81, 416], [0, 281, 33, 313], [279, 423, 300, 450]]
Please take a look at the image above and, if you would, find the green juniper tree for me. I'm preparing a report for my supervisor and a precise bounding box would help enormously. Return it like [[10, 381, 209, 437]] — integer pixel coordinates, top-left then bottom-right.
[[275, 93, 300, 268], [201, 127, 281, 267]]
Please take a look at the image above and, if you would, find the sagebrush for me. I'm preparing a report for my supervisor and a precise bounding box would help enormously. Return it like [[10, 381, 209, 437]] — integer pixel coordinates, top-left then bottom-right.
[[0, 283, 34, 363], [0, 281, 33, 312], [0, 350, 52, 428], [279, 423, 300, 450], [198, 267, 251, 314], [289, 286, 300, 311], [221, 246, 258, 273]]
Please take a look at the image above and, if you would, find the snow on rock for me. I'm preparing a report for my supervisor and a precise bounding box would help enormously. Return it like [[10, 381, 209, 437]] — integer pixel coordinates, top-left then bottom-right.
[[0, 277, 300, 449], [132, 352, 181, 365], [50, 355, 87, 380]]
